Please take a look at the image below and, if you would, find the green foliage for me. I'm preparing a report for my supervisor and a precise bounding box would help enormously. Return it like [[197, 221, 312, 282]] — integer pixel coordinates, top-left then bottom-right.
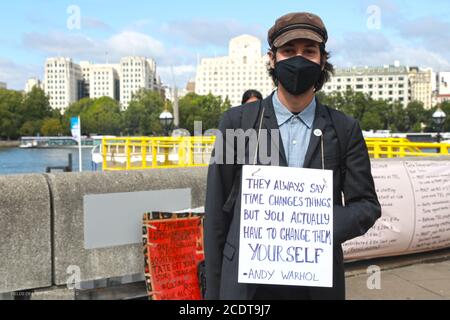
[[1, 85, 435, 139], [19, 86, 52, 121], [40, 118, 64, 136], [178, 93, 229, 134], [319, 88, 429, 132], [0, 89, 23, 139], [19, 120, 42, 137], [122, 89, 166, 136], [64, 97, 122, 135]]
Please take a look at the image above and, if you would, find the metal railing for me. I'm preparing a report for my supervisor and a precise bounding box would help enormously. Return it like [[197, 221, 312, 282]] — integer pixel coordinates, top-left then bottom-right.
[[101, 137, 216, 171], [365, 138, 450, 158], [100, 136, 450, 171]]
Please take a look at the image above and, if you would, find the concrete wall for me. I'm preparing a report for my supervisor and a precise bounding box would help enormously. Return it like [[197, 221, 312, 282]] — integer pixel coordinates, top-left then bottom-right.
[[0, 175, 52, 293], [48, 168, 207, 286], [0, 168, 207, 294]]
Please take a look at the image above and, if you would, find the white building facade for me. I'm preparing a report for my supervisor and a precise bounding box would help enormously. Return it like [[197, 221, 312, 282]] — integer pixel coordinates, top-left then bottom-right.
[[25, 77, 43, 93], [195, 35, 275, 107], [42, 56, 161, 111], [44, 57, 82, 111], [323, 63, 410, 107], [409, 67, 435, 109], [120, 57, 160, 109], [89, 64, 120, 100], [0, 82, 7, 89]]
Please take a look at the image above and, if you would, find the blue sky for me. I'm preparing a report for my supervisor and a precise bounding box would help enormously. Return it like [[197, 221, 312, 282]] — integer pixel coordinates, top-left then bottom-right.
[[1, 0, 450, 90]]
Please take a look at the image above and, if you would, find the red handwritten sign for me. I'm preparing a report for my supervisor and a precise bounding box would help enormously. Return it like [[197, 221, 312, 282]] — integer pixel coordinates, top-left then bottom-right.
[[143, 213, 204, 300]]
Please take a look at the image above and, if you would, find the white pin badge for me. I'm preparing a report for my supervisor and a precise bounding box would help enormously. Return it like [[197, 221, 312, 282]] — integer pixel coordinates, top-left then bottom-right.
[[314, 129, 323, 137]]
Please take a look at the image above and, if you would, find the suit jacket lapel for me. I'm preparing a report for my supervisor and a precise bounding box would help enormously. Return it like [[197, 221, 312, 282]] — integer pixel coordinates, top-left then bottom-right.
[[303, 101, 329, 168]]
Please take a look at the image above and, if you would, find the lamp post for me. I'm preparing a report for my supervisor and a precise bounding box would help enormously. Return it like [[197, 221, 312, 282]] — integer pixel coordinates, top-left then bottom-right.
[[432, 107, 446, 143], [159, 110, 174, 137]]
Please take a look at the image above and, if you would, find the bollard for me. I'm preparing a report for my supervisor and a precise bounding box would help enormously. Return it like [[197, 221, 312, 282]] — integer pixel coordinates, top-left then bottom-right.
[[46, 153, 73, 173]]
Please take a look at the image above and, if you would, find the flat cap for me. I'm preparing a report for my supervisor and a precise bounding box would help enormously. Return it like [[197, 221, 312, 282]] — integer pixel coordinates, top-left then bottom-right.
[[268, 12, 328, 48]]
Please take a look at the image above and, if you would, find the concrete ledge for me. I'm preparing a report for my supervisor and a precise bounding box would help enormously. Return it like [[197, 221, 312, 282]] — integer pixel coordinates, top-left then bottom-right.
[[0, 174, 52, 293], [48, 168, 207, 286], [31, 286, 75, 300], [0, 141, 20, 148]]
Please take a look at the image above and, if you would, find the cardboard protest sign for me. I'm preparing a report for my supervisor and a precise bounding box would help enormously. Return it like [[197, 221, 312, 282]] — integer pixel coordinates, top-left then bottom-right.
[[238, 165, 333, 288], [143, 212, 204, 300]]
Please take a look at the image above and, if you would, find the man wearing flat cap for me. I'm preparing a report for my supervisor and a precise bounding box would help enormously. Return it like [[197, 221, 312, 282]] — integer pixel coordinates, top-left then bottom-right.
[[204, 12, 381, 300]]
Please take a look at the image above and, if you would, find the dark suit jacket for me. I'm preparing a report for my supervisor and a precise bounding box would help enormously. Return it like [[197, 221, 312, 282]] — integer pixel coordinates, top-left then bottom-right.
[[204, 94, 381, 300]]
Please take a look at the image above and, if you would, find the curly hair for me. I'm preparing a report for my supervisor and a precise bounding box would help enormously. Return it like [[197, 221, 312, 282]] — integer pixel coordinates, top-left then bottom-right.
[[267, 45, 334, 92]]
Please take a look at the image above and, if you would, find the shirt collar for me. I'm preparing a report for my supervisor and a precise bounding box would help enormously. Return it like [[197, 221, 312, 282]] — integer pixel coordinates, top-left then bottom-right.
[[272, 91, 316, 129]]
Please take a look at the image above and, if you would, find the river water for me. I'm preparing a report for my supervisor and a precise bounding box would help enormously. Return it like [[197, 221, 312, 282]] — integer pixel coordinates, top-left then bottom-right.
[[0, 147, 99, 175]]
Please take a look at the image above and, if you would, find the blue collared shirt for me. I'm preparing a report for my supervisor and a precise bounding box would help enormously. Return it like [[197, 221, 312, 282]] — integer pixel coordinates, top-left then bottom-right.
[[272, 91, 316, 168]]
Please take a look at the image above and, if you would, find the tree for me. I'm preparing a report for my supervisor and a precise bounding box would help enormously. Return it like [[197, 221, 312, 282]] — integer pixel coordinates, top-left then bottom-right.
[[63, 98, 95, 135], [19, 87, 52, 122], [405, 101, 426, 132], [63, 97, 122, 135], [122, 89, 166, 136], [40, 118, 64, 136], [178, 93, 229, 134], [0, 89, 23, 139], [389, 102, 408, 132], [19, 120, 42, 137], [83, 97, 122, 135]]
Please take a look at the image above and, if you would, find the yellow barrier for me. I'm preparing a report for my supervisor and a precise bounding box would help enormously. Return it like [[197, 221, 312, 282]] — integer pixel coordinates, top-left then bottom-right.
[[100, 136, 450, 171], [366, 140, 450, 158], [101, 137, 216, 171]]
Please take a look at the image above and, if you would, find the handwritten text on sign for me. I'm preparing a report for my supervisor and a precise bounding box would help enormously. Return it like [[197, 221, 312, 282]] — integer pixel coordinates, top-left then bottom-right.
[[238, 165, 333, 287], [145, 217, 203, 300]]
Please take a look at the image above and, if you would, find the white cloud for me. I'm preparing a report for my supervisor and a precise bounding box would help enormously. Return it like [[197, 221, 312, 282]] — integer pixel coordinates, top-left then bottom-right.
[[82, 17, 112, 31], [158, 65, 197, 88], [22, 28, 200, 87], [0, 58, 42, 90], [329, 31, 450, 71], [106, 31, 165, 58], [23, 31, 165, 62], [160, 19, 266, 47]]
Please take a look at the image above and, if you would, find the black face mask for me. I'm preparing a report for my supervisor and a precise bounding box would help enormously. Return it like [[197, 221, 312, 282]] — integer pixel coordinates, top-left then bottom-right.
[[274, 55, 322, 96]]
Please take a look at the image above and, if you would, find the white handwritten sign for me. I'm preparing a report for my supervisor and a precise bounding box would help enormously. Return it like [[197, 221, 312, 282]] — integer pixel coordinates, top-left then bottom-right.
[[344, 160, 450, 261], [238, 165, 333, 288]]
